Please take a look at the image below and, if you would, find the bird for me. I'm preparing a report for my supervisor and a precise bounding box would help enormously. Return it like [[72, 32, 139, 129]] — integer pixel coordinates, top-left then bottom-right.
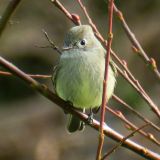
[[52, 25, 116, 133]]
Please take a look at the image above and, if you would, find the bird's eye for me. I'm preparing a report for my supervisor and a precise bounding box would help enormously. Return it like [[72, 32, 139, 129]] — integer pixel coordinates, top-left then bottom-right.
[[80, 39, 86, 46]]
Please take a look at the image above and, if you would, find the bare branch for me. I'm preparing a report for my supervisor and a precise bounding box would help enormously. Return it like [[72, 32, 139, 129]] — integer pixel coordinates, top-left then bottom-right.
[[0, 55, 159, 160], [0, 0, 21, 36], [77, 0, 104, 42], [42, 29, 62, 55], [106, 106, 160, 146], [113, 4, 160, 81], [50, 0, 81, 25], [113, 94, 160, 132], [0, 70, 51, 78], [116, 64, 160, 118], [96, 0, 114, 159]]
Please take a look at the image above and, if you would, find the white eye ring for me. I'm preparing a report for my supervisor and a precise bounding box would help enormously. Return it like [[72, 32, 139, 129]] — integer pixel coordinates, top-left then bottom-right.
[[80, 39, 87, 46]]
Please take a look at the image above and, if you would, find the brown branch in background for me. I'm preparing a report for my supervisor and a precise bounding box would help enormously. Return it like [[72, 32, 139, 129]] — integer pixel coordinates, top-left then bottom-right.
[[101, 123, 149, 160], [116, 65, 160, 118], [77, 0, 104, 42], [76, 0, 160, 118], [113, 4, 160, 81], [113, 94, 160, 132], [50, 0, 81, 25], [115, 64, 160, 118], [0, 0, 21, 36], [0, 55, 159, 160], [106, 106, 160, 146], [118, 60, 147, 96], [0, 71, 51, 79], [96, 0, 114, 159]]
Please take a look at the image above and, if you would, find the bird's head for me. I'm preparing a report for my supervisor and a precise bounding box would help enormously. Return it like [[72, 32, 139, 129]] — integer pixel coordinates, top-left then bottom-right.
[[63, 25, 102, 51]]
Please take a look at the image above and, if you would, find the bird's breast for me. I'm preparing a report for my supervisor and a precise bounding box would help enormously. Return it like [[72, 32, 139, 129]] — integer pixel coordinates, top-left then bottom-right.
[[55, 51, 115, 109]]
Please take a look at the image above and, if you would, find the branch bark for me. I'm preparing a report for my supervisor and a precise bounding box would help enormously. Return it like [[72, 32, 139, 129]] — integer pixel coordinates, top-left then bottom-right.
[[0, 0, 21, 36], [0, 55, 159, 160], [113, 4, 160, 81], [96, 0, 114, 159]]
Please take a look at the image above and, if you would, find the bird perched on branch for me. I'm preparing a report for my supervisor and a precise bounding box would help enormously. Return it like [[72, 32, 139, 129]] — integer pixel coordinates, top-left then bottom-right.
[[52, 25, 116, 133]]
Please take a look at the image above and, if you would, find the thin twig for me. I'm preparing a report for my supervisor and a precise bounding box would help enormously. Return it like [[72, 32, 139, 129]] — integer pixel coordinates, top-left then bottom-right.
[[116, 65, 160, 118], [101, 123, 149, 160], [0, 0, 21, 36], [0, 70, 51, 78], [77, 0, 104, 42], [113, 94, 160, 132], [113, 4, 160, 81], [42, 29, 62, 55], [0, 55, 159, 160], [96, 0, 114, 159], [106, 106, 160, 146], [50, 0, 81, 25]]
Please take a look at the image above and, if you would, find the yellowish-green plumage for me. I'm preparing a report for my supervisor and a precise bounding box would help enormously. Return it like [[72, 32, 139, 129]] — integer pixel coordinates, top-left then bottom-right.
[[52, 25, 116, 132]]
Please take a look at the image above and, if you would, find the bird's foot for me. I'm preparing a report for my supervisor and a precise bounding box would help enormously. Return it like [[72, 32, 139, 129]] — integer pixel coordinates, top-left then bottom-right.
[[87, 109, 94, 124]]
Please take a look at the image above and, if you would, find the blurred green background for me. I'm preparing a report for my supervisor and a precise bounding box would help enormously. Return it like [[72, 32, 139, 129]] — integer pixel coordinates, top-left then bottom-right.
[[0, 0, 160, 160]]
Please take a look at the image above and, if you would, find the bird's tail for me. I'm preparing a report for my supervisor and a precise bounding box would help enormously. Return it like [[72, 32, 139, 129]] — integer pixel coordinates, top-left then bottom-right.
[[67, 114, 85, 133]]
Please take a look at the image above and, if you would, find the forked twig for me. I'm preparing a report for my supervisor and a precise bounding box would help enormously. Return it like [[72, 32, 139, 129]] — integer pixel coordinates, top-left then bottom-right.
[[42, 29, 62, 55]]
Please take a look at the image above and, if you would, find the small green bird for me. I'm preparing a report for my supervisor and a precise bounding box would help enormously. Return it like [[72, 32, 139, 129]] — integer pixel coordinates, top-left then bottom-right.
[[52, 25, 116, 133]]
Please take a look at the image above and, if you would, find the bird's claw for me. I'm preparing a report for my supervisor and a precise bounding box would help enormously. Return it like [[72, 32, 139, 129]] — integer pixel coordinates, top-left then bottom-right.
[[87, 113, 93, 124]]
